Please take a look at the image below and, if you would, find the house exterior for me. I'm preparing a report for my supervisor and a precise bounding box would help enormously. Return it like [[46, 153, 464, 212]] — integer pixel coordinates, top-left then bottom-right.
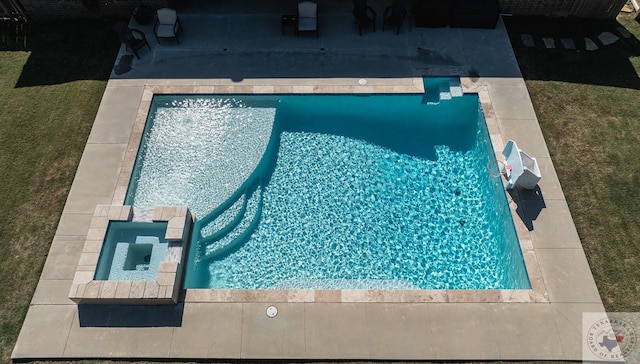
[[1, 0, 627, 22]]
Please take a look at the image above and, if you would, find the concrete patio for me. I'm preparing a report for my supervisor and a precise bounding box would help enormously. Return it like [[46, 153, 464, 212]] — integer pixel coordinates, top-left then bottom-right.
[[12, 3, 605, 361]]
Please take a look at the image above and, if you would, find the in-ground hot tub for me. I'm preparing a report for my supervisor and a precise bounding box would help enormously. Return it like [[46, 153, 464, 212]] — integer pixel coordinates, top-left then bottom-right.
[[94, 221, 168, 281], [69, 205, 193, 305]]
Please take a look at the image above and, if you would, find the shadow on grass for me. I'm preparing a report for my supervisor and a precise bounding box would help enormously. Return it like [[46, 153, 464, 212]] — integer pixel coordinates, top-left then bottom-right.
[[1, 19, 121, 87], [503, 15, 640, 89], [78, 303, 184, 327]]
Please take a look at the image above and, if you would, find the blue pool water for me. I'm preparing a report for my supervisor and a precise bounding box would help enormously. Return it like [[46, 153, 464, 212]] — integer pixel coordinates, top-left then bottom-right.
[[94, 222, 168, 281], [126, 88, 530, 290]]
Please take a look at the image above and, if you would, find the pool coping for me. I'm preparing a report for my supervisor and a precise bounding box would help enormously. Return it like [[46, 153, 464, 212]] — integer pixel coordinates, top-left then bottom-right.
[[110, 78, 548, 304]]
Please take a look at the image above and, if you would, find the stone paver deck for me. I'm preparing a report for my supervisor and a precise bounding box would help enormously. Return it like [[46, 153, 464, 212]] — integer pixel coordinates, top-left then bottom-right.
[[13, 9, 604, 362]]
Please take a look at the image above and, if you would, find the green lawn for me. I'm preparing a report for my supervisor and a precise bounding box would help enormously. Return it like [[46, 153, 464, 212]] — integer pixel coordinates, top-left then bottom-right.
[[1, 10, 639, 364], [0, 19, 118, 362], [503, 12, 640, 312]]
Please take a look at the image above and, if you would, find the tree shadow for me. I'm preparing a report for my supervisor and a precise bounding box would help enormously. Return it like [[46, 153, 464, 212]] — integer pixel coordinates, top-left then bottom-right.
[[503, 15, 640, 90], [7, 19, 120, 88]]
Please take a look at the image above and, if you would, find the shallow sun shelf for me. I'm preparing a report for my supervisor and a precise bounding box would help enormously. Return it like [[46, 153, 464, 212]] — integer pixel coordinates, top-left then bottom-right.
[[502, 139, 542, 190]]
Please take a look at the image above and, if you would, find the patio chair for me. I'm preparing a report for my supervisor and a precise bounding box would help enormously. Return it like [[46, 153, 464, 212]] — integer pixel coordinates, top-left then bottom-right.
[[353, 0, 376, 36], [154, 7, 183, 43], [382, 0, 407, 34], [297, 1, 318, 37], [501, 139, 542, 190], [113, 21, 151, 59]]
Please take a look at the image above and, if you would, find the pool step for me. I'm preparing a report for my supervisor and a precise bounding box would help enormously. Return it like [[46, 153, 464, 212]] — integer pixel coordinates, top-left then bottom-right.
[[196, 177, 264, 262], [422, 77, 463, 104]]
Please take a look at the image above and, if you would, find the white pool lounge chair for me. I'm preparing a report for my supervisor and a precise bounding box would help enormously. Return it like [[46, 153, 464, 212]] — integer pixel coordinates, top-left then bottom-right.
[[297, 1, 318, 37], [501, 139, 541, 190], [154, 7, 183, 43]]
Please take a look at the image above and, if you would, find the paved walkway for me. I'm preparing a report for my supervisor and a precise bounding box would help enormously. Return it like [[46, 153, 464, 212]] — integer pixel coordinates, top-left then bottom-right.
[[110, 11, 521, 79], [12, 8, 605, 362]]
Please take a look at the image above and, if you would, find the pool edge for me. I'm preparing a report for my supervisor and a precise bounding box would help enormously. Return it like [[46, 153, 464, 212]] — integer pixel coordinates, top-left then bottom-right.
[[115, 79, 548, 304]]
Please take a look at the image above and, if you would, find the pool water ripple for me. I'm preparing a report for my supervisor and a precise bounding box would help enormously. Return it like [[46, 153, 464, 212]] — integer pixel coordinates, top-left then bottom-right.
[[127, 94, 530, 290]]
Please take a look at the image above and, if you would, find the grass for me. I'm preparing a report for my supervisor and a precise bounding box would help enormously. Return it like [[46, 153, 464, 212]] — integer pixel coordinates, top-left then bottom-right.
[[0, 19, 118, 362], [503, 12, 640, 312], [1, 9, 640, 364]]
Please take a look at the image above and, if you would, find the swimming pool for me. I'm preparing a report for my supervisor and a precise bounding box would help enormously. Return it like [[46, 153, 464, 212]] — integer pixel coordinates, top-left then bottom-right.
[[126, 90, 530, 290]]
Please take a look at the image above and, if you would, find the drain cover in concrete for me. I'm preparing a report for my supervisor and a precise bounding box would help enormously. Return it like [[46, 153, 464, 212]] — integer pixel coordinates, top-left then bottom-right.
[[521, 34, 535, 47], [598, 32, 619, 46], [266, 306, 278, 318], [560, 38, 575, 50], [542, 38, 556, 48]]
